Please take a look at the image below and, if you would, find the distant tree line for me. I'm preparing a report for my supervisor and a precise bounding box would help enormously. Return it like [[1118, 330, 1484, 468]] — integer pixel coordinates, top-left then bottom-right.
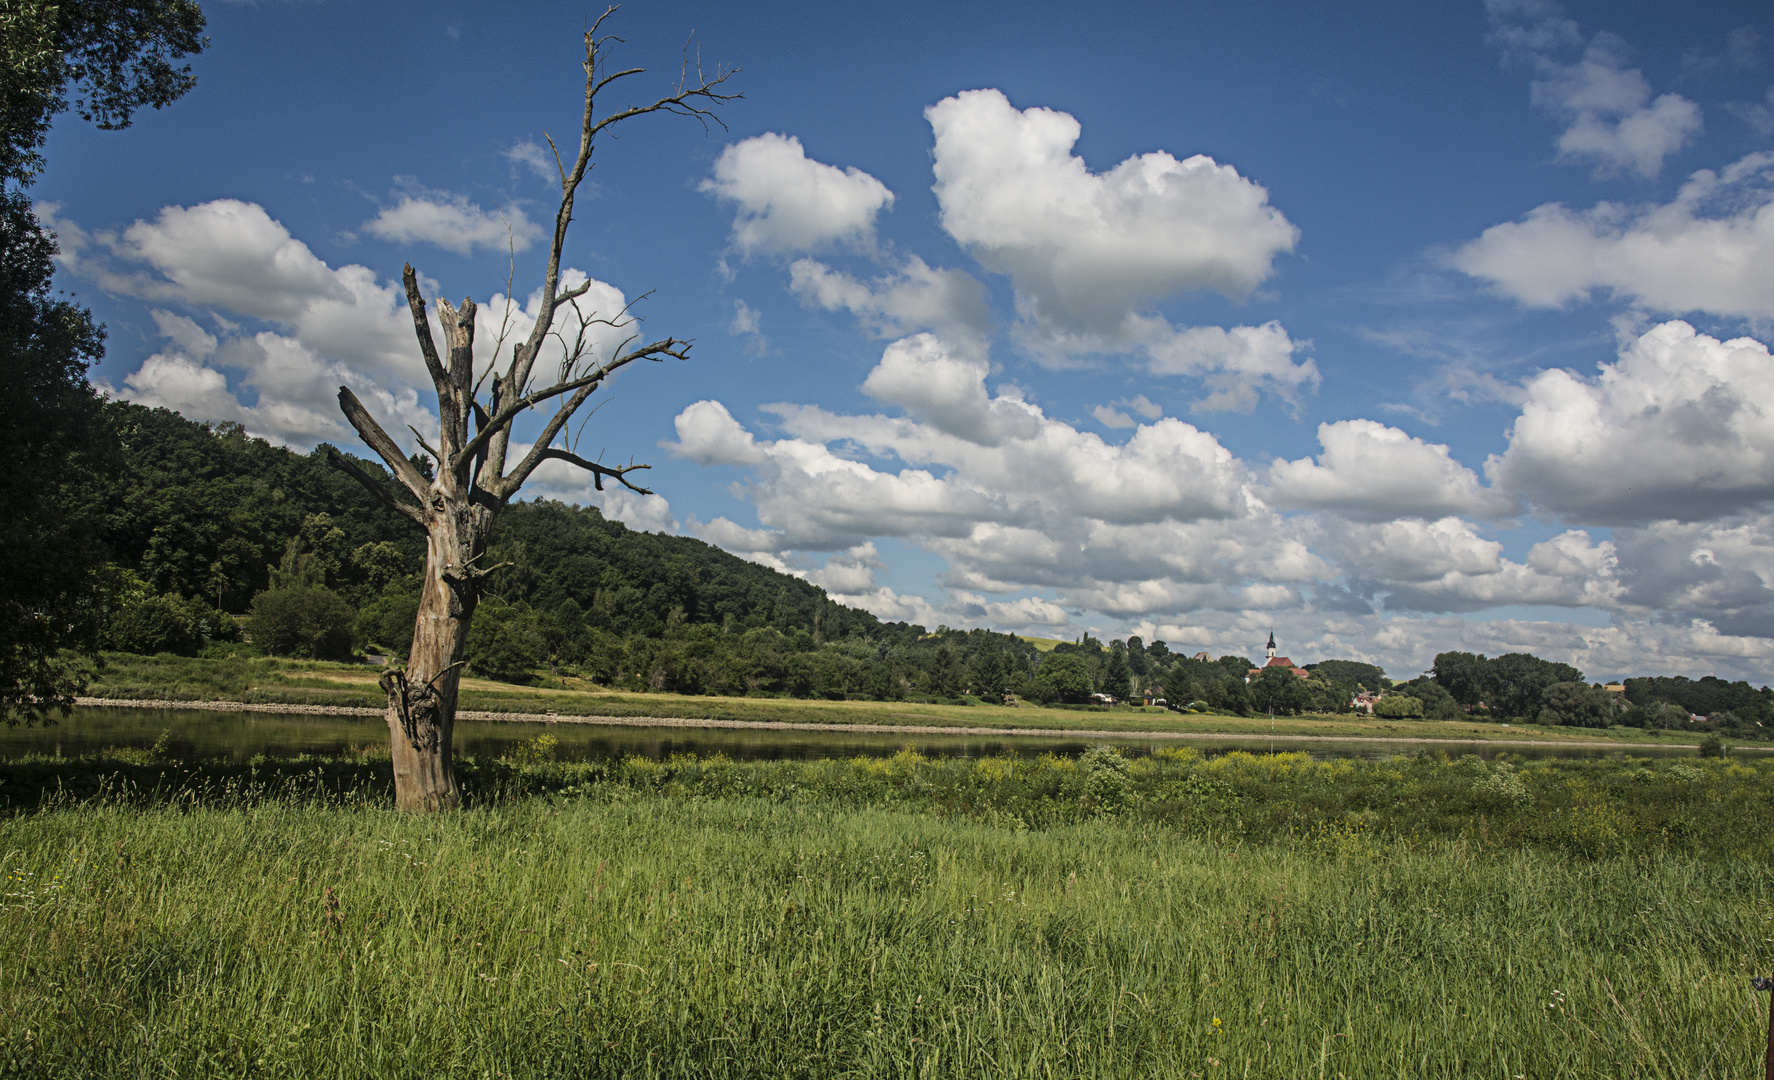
[[1422, 652, 1770, 737]]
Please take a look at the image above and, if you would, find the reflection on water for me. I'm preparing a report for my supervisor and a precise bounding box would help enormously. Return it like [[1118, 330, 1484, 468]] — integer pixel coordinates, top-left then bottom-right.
[[0, 706, 1747, 764]]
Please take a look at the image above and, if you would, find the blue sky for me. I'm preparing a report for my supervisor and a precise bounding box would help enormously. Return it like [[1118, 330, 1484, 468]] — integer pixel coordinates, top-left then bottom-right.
[[34, 0, 1774, 680]]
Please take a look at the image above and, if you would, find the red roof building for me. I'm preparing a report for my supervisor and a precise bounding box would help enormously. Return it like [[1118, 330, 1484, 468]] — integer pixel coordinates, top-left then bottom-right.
[[1246, 631, 1310, 681]]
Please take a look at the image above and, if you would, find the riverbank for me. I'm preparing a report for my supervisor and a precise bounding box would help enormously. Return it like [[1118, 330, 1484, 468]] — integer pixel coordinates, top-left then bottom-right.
[[77, 653, 1748, 749], [73, 695, 1708, 750]]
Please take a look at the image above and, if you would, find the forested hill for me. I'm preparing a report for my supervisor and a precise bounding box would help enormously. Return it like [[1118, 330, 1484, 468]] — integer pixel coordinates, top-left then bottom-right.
[[96, 400, 900, 643], [101, 401, 424, 611], [485, 501, 893, 642]]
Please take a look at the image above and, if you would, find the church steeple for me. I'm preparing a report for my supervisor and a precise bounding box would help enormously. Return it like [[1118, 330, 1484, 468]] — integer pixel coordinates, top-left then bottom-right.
[[1265, 629, 1277, 661]]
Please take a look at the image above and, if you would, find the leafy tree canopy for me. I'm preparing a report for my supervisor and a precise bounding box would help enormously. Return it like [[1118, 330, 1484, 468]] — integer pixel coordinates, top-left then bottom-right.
[[0, 0, 206, 185], [1305, 659, 1387, 691]]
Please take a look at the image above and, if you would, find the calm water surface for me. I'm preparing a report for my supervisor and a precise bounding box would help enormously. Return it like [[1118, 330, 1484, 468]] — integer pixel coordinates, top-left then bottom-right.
[[0, 706, 1748, 763]]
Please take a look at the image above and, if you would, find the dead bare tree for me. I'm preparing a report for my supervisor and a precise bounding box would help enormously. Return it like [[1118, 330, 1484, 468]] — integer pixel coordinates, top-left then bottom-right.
[[330, 11, 736, 811]]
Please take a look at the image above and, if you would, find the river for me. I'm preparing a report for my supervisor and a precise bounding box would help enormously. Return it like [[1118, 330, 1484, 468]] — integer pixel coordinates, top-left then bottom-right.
[[0, 705, 1745, 763]]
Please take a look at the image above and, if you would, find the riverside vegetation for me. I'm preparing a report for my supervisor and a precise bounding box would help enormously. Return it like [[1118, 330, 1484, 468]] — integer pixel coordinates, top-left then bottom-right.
[[1, 744, 1770, 1077]]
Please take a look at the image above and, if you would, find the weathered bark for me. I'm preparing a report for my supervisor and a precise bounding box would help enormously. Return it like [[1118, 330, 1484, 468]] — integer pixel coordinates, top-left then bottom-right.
[[378, 502, 492, 811], [328, 10, 735, 811]]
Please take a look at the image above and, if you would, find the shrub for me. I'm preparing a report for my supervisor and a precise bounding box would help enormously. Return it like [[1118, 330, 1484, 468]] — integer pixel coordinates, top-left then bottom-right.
[[356, 579, 421, 658], [1373, 695, 1424, 719], [1397, 676, 1463, 720], [107, 591, 204, 656], [505, 733, 558, 765], [1538, 681, 1623, 728], [1472, 761, 1532, 808], [1079, 745, 1132, 815], [102, 566, 221, 656], [246, 585, 357, 660], [1698, 733, 1725, 758]]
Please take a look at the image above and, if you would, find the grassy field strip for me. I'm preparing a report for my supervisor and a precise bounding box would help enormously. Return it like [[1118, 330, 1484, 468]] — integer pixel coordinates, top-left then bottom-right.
[[71, 696, 1710, 751], [83, 654, 1725, 747]]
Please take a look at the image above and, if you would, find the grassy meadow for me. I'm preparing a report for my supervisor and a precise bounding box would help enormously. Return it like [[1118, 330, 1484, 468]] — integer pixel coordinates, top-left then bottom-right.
[[2, 747, 1772, 1077], [77, 652, 1699, 747]]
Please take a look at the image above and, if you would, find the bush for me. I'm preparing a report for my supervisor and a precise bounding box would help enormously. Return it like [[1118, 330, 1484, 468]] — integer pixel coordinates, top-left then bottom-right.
[[1079, 745, 1132, 815], [1537, 681, 1623, 728], [1373, 695, 1424, 719], [246, 585, 357, 660], [1398, 676, 1463, 720], [1698, 733, 1725, 758], [356, 579, 421, 657], [1472, 761, 1533, 808], [1204, 674, 1251, 716], [107, 591, 204, 656]]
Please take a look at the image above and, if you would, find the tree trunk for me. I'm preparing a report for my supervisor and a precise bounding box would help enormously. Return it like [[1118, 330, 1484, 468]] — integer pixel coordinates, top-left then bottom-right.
[[379, 502, 490, 812]]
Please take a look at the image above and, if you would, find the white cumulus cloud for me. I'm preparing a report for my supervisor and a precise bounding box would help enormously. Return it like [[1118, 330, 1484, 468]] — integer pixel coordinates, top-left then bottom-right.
[[858, 334, 1039, 445], [1487, 320, 1774, 524], [667, 334, 1300, 621], [1449, 152, 1774, 318], [667, 400, 767, 466], [363, 183, 544, 256], [1609, 513, 1774, 638], [1138, 319, 1318, 413], [1267, 419, 1515, 522], [701, 132, 894, 255], [788, 255, 992, 351], [927, 88, 1299, 345], [1311, 516, 1622, 615], [53, 198, 627, 454]]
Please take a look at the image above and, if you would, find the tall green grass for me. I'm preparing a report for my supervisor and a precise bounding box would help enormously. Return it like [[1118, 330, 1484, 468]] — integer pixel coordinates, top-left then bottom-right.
[[1, 750, 1770, 1077], [6, 746, 1770, 862]]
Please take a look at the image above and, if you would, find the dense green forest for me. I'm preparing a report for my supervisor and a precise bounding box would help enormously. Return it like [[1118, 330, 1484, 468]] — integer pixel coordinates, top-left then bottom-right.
[[1426, 650, 1772, 737], [50, 402, 1771, 733]]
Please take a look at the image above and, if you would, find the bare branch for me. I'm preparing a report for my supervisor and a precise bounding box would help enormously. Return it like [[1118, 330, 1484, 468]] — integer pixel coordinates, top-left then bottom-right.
[[457, 337, 690, 469], [584, 69, 738, 144], [544, 132, 567, 188], [479, 228, 521, 400], [401, 265, 448, 391], [536, 447, 653, 495], [407, 425, 442, 465], [420, 660, 467, 695], [338, 386, 432, 503], [507, 18, 738, 406], [326, 449, 425, 526], [497, 380, 600, 497]]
